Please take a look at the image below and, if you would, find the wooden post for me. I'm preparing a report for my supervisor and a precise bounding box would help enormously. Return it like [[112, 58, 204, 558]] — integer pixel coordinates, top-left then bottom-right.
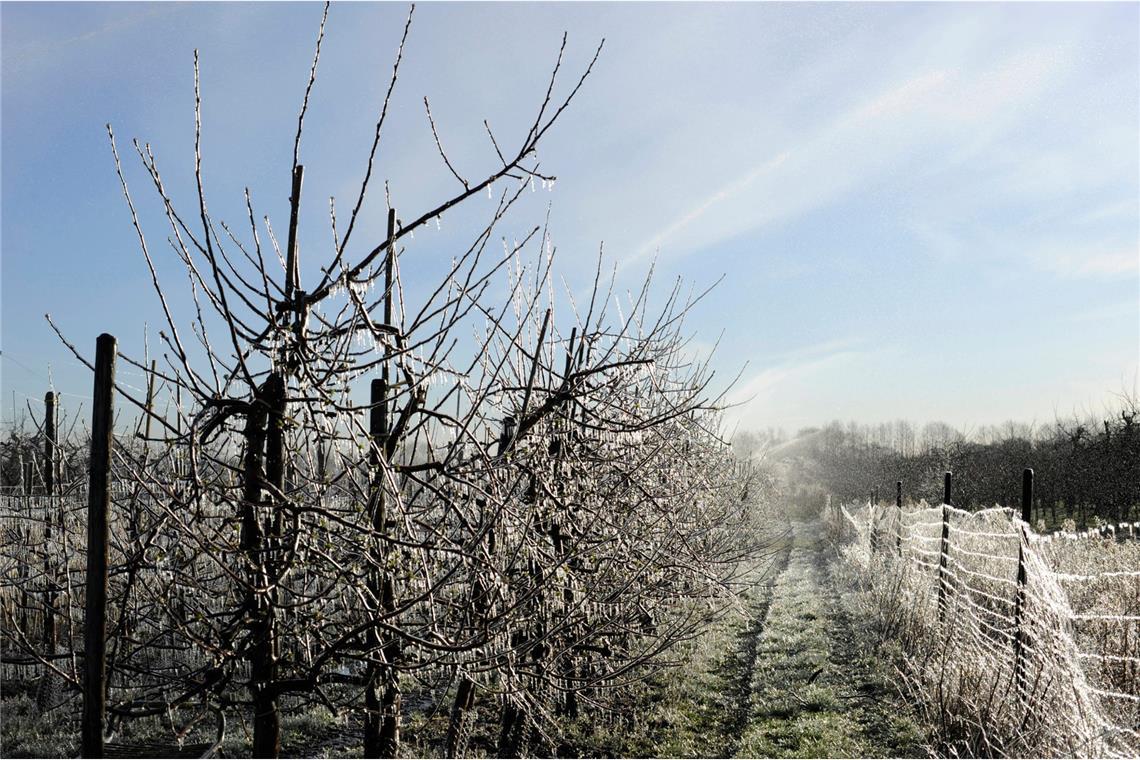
[[142, 359, 156, 441], [938, 471, 952, 623], [39, 391, 59, 708], [44, 391, 56, 496], [870, 488, 879, 555], [869, 502, 878, 556], [1021, 468, 1033, 527], [82, 334, 115, 758], [264, 374, 286, 495], [1014, 468, 1033, 704], [498, 416, 516, 457], [896, 480, 903, 557], [384, 208, 395, 332], [316, 439, 326, 487], [364, 208, 401, 759], [370, 379, 389, 470]]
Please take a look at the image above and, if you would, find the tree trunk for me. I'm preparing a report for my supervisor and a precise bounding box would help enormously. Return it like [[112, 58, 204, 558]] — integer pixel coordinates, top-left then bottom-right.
[[243, 377, 281, 758], [445, 676, 477, 758], [364, 378, 400, 758]]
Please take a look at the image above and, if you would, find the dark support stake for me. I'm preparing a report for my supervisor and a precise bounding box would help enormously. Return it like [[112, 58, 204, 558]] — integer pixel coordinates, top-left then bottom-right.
[[370, 379, 389, 469], [38, 391, 59, 709], [938, 471, 952, 624], [1014, 468, 1033, 704], [870, 504, 878, 556], [365, 208, 399, 760], [384, 208, 395, 331], [896, 480, 903, 557], [44, 391, 56, 496], [365, 376, 399, 758], [82, 334, 116, 758], [870, 488, 879, 554], [1021, 468, 1033, 526], [142, 359, 156, 441], [265, 374, 286, 493]]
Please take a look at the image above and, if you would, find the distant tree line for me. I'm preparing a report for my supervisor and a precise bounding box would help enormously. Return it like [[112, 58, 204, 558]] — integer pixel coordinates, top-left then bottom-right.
[[754, 399, 1140, 528]]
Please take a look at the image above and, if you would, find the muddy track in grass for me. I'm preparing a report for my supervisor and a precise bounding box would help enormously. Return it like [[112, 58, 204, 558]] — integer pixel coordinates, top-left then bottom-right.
[[716, 534, 793, 758], [729, 519, 926, 759]]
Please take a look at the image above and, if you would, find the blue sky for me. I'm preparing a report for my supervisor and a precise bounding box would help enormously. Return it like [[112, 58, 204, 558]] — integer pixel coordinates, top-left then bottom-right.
[[2, 1, 1137, 435]]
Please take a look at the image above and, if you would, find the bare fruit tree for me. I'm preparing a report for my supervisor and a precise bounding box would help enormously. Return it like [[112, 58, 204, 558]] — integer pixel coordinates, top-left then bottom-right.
[[16, 5, 779, 758]]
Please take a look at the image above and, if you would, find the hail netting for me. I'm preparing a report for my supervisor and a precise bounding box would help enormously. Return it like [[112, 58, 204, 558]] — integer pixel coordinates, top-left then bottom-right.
[[828, 500, 1139, 757]]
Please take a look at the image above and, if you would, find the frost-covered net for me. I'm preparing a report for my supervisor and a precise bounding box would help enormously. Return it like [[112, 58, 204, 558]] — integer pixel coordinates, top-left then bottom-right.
[[829, 500, 1140, 757]]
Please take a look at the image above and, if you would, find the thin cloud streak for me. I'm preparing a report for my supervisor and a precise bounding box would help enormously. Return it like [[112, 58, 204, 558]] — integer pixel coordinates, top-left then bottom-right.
[[619, 46, 1065, 272], [722, 347, 863, 432]]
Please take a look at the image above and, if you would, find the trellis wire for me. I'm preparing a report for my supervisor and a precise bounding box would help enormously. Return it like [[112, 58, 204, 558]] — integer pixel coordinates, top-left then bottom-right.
[[829, 499, 1139, 757]]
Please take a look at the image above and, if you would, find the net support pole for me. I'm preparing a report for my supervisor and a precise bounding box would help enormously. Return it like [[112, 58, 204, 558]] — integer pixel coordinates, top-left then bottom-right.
[[82, 333, 116, 758], [896, 480, 903, 557], [938, 471, 952, 624], [38, 391, 59, 710], [872, 488, 880, 555], [1021, 468, 1033, 526], [1014, 468, 1033, 706]]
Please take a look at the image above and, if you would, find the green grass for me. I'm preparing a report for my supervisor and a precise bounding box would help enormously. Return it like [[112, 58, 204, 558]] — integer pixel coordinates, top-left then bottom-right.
[[1, 693, 79, 759], [555, 523, 928, 759], [736, 525, 927, 758]]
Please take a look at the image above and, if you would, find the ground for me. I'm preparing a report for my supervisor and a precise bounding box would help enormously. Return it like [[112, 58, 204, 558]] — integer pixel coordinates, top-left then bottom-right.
[[1, 517, 928, 759], [732, 520, 926, 758], [580, 517, 929, 759]]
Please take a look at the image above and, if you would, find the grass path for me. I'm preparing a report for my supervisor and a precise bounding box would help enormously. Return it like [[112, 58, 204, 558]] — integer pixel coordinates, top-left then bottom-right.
[[731, 519, 925, 758], [578, 516, 926, 758]]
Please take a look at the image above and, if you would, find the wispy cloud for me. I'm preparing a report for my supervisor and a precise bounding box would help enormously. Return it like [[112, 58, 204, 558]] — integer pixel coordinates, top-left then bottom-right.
[[1039, 246, 1139, 278], [1064, 300, 1140, 324], [631, 151, 790, 269], [2, 5, 181, 75], [722, 344, 863, 431], [1074, 199, 1140, 226], [625, 44, 1066, 271]]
